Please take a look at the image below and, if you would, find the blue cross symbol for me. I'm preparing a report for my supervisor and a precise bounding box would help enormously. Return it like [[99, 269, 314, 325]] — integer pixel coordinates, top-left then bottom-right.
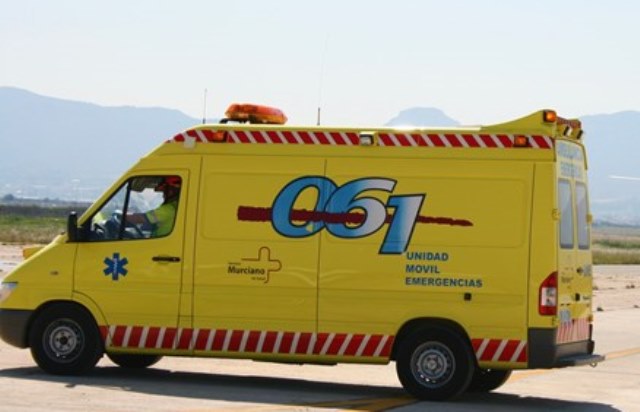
[[104, 253, 128, 281]]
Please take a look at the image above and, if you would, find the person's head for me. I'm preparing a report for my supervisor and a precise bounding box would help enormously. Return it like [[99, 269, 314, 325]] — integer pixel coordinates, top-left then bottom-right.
[[157, 176, 181, 201]]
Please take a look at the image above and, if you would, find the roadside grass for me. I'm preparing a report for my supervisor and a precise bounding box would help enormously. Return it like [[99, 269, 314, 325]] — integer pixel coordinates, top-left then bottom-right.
[[0, 214, 65, 244], [593, 225, 640, 264], [0, 205, 80, 245], [592, 250, 640, 265], [594, 238, 640, 250]]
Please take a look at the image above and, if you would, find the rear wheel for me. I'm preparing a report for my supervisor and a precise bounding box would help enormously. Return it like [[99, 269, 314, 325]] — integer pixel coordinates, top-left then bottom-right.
[[467, 369, 512, 392], [395, 327, 474, 401], [29, 304, 102, 375], [107, 353, 163, 369]]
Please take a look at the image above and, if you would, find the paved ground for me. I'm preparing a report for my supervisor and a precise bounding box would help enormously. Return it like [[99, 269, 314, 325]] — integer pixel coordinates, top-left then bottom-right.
[[1, 250, 639, 411]]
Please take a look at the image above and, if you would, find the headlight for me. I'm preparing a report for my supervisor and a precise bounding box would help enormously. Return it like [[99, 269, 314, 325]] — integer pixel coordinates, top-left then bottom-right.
[[0, 282, 17, 304]]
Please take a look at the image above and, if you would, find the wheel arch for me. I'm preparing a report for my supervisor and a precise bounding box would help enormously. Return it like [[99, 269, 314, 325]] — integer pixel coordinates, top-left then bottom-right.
[[392, 317, 474, 361]]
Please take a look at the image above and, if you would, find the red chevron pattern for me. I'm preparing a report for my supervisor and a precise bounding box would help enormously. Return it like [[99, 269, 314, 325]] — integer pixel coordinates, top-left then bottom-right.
[[100, 326, 394, 358], [169, 129, 553, 149], [101, 324, 529, 365], [556, 318, 590, 344], [471, 338, 528, 363]]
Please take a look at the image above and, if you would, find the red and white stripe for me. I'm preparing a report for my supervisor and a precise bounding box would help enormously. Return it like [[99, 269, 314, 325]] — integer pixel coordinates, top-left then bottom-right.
[[471, 338, 528, 363], [556, 318, 590, 344], [102, 324, 530, 365], [100, 325, 394, 359], [171, 129, 220, 143], [169, 130, 553, 149], [170, 130, 360, 145], [226, 130, 360, 146], [378, 133, 553, 149]]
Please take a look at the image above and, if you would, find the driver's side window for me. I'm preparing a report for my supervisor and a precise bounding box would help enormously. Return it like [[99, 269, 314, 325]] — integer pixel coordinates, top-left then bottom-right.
[[86, 175, 181, 241], [88, 183, 128, 241]]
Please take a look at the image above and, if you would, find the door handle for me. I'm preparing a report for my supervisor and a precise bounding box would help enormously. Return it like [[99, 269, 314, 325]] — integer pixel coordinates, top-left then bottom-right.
[[152, 256, 181, 263], [576, 266, 584, 275]]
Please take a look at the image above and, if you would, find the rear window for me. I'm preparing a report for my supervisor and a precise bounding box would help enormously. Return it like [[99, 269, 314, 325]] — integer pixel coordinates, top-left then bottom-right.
[[576, 183, 590, 249], [558, 179, 574, 249]]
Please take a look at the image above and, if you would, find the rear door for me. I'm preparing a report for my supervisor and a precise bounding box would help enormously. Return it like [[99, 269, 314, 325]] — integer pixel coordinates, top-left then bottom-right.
[[556, 140, 592, 344]]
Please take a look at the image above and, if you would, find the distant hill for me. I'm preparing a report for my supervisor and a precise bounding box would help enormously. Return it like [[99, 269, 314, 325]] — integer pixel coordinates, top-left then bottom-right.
[[385, 107, 459, 127], [0, 87, 201, 200], [2, 88, 640, 224]]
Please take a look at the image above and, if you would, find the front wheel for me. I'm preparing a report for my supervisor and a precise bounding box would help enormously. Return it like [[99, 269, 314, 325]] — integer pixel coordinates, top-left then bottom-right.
[[107, 353, 163, 369], [28, 304, 103, 375], [396, 327, 475, 401]]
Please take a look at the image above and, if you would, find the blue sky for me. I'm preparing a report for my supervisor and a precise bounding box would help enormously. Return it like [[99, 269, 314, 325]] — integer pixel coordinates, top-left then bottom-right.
[[1, 1, 638, 125]]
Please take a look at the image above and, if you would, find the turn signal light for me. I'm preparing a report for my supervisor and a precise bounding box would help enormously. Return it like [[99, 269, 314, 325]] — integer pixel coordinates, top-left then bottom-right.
[[514, 135, 529, 147], [211, 131, 226, 142], [543, 110, 557, 123]]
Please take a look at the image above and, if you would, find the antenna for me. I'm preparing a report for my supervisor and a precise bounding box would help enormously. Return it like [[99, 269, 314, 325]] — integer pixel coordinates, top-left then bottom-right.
[[202, 88, 208, 124], [317, 35, 329, 126]]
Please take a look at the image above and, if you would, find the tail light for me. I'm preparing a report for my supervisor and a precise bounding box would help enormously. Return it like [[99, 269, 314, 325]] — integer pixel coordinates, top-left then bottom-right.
[[539, 271, 558, 316]]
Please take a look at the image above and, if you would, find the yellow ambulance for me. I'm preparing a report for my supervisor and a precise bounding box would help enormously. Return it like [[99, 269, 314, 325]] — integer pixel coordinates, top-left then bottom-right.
[[0, 105, 604, 400]]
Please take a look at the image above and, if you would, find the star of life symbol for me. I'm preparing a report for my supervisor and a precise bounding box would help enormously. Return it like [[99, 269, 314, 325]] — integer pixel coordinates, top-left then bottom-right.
[[104, 253, 128, 281]]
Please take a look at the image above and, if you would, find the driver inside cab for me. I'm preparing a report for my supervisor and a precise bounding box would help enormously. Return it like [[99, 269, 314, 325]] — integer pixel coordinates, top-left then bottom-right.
[[128, 176, 181, 238], [87, 176, 182, 241]]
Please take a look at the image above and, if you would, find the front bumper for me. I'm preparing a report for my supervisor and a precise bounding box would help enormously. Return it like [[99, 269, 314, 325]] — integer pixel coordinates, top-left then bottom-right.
[[0, 309, 33, 348]]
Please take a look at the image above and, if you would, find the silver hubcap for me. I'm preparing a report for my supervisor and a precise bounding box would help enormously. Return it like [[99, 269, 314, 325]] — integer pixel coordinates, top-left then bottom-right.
[[411, 341, 455, 388], [44, 319, 83, 362]]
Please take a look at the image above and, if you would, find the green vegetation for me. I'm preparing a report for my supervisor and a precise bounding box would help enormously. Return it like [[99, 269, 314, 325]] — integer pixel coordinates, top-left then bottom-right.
[[594, 238, 640, 250], [0, 214, 64, 244], [592, 225, 640, 264], [592, 250, 640, 265], [0, 205, 80, 244]]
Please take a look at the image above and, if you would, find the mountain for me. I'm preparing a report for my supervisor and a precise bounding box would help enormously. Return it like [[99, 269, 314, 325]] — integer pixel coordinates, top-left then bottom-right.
[[1, 87, 640, 224], [0, 87, 201, 200], [385, 107, 459, 127]]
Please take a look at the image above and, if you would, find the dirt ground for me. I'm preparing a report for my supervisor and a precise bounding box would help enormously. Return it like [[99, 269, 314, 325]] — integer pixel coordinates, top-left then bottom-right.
[[0, 244, 23, 264], [592, 264, 640, 311], [1, 244, 639, 312]]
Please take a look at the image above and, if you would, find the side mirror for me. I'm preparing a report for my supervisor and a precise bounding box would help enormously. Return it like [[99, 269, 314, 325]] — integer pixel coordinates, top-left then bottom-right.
[[67, 212, 79, 242]]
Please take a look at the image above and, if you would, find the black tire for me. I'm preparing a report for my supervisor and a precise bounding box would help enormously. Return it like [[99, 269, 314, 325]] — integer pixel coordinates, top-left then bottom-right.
[[467, 369, 512, 392], [107, 353, 163, 369], [28, 303, 103, 375], [395, 327, 475, 401]]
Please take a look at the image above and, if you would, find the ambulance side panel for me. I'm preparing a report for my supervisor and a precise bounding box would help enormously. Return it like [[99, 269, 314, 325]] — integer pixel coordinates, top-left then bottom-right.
[[192, 155, 321, 359], [318, 157, 534, 368]]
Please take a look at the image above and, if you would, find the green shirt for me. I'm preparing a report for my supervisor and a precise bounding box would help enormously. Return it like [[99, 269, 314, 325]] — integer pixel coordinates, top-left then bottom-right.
[[145, 200, 177, 237]]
